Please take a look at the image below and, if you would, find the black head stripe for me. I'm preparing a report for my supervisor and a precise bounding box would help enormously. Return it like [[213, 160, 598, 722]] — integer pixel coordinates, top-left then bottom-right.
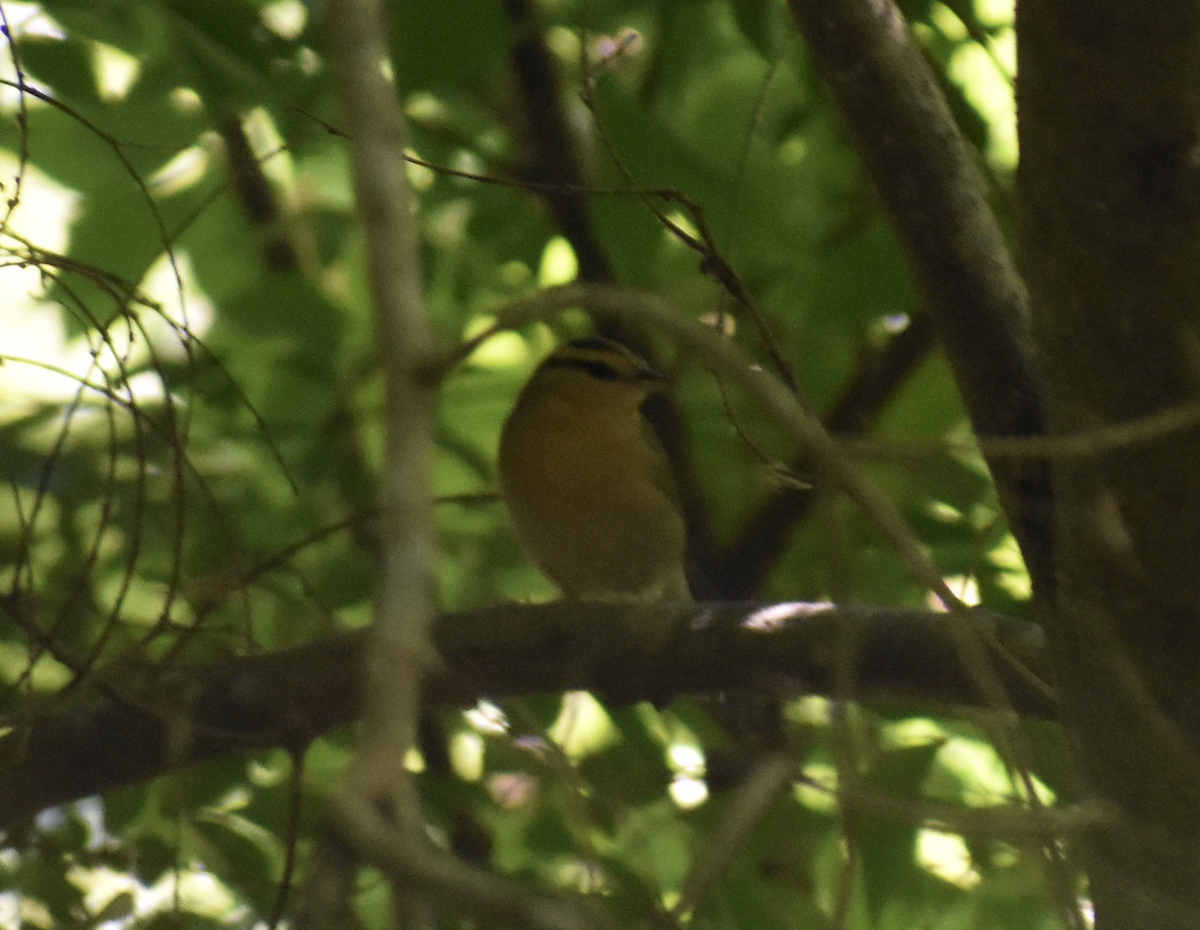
[[544, 356, 622, 380]]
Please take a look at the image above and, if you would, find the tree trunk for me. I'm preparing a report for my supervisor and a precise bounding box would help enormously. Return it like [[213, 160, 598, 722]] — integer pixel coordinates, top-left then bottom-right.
[[1018, 5, 1200, 927]]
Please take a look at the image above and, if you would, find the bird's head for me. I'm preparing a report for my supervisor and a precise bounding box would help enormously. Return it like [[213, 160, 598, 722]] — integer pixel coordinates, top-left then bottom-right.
[[521, 337, 670, 410]]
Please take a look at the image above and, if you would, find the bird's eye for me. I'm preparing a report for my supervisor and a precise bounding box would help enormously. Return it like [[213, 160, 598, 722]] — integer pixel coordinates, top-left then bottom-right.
[[578, 360, 622, 381]]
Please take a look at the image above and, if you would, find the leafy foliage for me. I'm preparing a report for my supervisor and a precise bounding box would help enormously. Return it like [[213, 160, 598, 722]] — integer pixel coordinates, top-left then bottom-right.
[[0, 0, 1071, 928]]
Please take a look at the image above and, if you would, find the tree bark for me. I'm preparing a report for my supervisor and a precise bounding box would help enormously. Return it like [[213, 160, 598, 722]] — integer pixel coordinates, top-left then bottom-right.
[[787, 0, 1055, 594], [0, 601, 1050, 829], [1018, 5, 1200, 927]]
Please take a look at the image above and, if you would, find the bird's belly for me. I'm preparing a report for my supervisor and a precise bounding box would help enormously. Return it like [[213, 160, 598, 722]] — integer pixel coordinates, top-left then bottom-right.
[[508, 463, 685, 599]]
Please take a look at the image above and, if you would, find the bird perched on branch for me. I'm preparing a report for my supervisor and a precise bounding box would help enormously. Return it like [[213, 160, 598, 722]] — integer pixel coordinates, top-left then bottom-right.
[[498, 337, 692, 603]]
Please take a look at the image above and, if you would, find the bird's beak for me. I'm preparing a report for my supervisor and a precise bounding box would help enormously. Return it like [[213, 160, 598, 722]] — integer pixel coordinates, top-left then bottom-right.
[[635, 363, 672, 393]]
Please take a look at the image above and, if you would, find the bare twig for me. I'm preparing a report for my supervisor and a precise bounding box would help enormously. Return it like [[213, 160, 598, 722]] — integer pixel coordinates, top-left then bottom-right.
[[324, 8, 625, 930]]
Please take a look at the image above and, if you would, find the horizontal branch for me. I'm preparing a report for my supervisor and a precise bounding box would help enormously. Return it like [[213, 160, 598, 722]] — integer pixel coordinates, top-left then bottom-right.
[[0, 601, 1052, 829]]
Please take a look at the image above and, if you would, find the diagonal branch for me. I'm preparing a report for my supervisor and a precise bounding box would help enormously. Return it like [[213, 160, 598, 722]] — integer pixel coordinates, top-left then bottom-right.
[[713, 312, 937, 596], [786, 0, 1056, 594]]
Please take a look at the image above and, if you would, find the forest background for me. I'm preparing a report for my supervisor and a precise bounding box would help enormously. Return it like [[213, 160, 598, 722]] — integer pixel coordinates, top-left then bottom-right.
[[1, 1, 1197, 929]]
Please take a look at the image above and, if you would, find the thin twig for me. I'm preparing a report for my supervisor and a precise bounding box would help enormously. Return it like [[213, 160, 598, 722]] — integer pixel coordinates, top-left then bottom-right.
[[671, 753, 799, 920]]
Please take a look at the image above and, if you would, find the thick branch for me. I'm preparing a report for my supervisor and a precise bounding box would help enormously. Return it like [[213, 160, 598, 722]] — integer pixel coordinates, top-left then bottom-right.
[[0, 601, 1051, 829], [329, 0, 436, 807], [786, 0, 1055, 594]]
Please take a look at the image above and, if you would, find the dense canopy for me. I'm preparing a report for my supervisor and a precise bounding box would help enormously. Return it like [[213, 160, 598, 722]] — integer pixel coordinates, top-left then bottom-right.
[[2, 2, 1199, 929]]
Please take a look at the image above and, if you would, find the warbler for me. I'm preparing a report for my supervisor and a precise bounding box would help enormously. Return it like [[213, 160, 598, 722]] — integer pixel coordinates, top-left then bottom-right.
[[498, 337, 692, 602]]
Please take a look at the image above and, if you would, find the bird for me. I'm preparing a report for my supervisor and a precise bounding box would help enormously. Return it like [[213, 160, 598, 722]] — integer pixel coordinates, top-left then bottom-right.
[[498, 337, 692, 603]]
